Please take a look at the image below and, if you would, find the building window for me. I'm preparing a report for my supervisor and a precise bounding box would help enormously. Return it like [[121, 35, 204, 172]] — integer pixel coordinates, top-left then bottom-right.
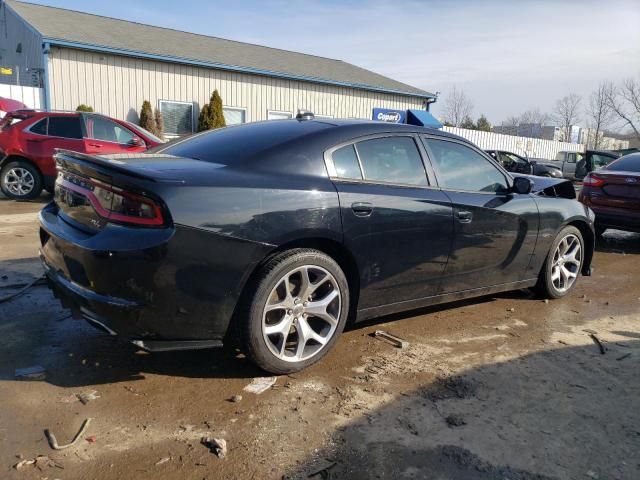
[[223, 107, 246, 126], [267, 110, 292, 121], [159, 100, 193, 136]]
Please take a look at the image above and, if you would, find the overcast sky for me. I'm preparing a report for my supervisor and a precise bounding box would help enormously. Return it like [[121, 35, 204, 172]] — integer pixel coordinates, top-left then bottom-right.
[[24, 0, 640, 125]]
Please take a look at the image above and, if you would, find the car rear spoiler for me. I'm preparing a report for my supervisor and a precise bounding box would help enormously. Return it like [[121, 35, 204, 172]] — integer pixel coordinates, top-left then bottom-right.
[[54, 149, 160, 182]]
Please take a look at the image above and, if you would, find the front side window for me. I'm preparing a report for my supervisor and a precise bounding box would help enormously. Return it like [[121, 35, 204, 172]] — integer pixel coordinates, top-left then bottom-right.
[[591, 154, 614, 169], [47, 116, 83, 139], [355, 137, 427, 186], [86, 116, 135, 144], [223, 107, 246, 125], [160, 101, 194, 136], [424, 138, 508, 193]]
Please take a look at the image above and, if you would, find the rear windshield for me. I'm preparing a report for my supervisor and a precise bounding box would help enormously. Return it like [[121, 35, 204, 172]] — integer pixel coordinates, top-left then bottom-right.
[[148, 120, 329, 164], [605, 154, 640, 173]]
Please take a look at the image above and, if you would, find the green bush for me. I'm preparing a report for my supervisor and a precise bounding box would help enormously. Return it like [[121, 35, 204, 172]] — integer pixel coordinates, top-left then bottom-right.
[[76, 104, 94, 112], [153, 108, 164, 140], [198, 90, 226, 131], [139, 100, 156, 135]]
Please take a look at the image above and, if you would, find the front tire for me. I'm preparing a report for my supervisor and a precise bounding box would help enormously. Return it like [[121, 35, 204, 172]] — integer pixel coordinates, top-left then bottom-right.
[[0, 160, 43, 200], [241, 249, 349, 374], [537, 226, 584, 299]]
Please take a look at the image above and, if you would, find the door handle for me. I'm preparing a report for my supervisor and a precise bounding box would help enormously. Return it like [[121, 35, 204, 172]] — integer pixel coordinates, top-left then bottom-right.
[[351, 202, 373, 217], [88, 143, 102, 148], [456, 210, 473, 223]]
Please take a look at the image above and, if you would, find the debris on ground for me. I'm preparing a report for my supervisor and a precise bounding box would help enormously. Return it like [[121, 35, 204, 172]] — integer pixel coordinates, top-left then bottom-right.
[[14, 365, 46, 381], [507, 307, 515, 312], [244, 376, 277, 394], [86, 435, 97, 443], [428, 375, 477, 401], [229, 394, 243, 403], [76, 390, 100, 405], [445, 414, 467, 427], [588, 333, 607, 354], [45, 418, 92, 450], [616, 353, 631, 361], [0, 275, 46, 303], [13, 455, 62, 470], [201, 436, 227, 459], [308, 461, 337, 479], [155, 456, 171, 466], [373, 330, 409, 349]]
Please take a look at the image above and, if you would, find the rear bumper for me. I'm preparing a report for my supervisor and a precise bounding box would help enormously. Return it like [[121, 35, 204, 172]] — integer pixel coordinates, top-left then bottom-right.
[[590, 207, 640, 233], [39, 201, 269, 349]]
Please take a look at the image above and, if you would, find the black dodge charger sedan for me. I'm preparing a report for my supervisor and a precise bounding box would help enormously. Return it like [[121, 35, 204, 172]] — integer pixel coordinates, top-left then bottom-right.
[[39, 116, 594, 373]]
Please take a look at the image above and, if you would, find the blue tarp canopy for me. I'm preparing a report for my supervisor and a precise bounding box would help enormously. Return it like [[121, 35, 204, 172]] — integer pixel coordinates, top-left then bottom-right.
[[407, 109, 442, 129]]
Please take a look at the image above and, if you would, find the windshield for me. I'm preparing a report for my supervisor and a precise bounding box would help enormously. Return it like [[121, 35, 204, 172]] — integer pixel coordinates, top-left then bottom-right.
[[0, 113, 26, 131], [125, 121, 166, 143], [605, 154, 640, 173]]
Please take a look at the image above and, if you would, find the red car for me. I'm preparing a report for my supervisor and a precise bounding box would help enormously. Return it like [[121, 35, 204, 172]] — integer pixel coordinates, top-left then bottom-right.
[[0, 110, 164, 199], [579, 153, 640, 236]]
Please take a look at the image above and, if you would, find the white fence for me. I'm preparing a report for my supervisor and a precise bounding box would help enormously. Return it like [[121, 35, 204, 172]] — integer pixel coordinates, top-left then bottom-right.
[[0, 84, 44, 109], [442, 126, 584, 160]]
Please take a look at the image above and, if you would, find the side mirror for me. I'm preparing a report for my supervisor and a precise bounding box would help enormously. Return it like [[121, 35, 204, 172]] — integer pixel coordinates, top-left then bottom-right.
[[512, 176, 533, 195], [129, 136, 144, 147]]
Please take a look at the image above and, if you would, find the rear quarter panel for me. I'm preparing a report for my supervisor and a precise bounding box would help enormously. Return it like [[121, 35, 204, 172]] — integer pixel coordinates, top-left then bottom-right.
[[529, 196, 595, 277]]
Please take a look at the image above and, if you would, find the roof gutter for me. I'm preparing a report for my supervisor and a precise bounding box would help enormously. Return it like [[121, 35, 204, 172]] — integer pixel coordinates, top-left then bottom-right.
[[42, 38, 437, 100]]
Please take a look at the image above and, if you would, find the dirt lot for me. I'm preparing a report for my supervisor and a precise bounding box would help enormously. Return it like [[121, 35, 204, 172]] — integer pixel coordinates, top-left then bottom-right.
[[1, 194, 639, 480]]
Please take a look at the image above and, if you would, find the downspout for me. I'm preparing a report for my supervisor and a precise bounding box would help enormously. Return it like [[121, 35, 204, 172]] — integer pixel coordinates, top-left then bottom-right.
[[42, 41, 51, 110]]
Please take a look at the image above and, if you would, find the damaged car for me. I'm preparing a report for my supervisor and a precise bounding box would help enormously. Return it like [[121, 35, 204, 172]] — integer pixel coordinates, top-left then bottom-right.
[[39, 117, 594, 374]]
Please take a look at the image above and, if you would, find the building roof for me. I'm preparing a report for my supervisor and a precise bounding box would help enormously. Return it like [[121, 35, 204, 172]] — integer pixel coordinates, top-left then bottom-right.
[[7, 1, 435, 99]]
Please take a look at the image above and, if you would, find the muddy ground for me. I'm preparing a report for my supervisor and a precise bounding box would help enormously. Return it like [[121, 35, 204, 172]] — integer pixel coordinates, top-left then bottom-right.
[[0, 193, 639, 480]]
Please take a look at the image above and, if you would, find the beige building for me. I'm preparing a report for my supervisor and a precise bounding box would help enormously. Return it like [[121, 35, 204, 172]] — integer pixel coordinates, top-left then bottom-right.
[[0, 1, 436, 136]]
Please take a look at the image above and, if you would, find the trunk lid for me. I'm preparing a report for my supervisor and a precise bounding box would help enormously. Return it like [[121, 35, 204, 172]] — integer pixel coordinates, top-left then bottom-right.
[[53, 150, 219, 232], [589, 171, 640, 210]]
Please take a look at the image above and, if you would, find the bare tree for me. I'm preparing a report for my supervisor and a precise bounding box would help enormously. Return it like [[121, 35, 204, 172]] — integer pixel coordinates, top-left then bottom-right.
[[605, 78, 640, 141], [586, 83, 615, 149], [502, 116, 520, 127], [442, 86, 474, 127], [553, 94, 582, 142], [519, 108, 550, 125]]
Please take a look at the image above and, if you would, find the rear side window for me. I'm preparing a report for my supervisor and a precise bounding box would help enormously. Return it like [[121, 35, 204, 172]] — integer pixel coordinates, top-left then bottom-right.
[[355, 137, 427, 186], [424, 138, 508, 193], [47, 116, 83, 139], [331, 145, 362, 179], [30, 118, 48, 135]]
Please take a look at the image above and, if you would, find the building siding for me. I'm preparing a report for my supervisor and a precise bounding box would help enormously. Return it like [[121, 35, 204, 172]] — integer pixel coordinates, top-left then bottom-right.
[[0, 2, 42, 86], [47, 46, 425, 124]]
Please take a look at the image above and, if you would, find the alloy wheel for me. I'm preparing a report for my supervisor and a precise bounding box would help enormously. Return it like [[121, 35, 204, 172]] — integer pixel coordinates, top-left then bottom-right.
[[262, 265, 341, 362], [4, 167, 35, 197], [551, 233, 582, 293]]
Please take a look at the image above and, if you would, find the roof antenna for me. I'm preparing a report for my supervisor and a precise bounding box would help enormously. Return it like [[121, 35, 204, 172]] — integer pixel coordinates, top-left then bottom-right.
[[296, 109, 314, 121]]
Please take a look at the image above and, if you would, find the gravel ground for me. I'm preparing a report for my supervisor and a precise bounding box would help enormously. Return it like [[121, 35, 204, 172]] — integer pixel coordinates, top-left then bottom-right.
[[1, 194, 639, 480]]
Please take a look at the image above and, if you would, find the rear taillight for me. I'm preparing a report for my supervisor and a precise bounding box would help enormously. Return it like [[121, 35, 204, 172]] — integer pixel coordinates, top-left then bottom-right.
[[57, 172, 164, 226], [583, 173, 605, 187]]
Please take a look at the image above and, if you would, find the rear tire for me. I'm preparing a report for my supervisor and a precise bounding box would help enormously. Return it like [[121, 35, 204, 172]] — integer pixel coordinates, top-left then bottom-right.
[[240, 249, 349, 374], [536, 226, 584, 299], [0, 160, 43, 200]]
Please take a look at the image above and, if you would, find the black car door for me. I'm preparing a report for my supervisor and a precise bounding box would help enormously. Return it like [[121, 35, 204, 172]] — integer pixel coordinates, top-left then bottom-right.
[[325, 134, 454, 310], [421, 136, 539, 292]]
